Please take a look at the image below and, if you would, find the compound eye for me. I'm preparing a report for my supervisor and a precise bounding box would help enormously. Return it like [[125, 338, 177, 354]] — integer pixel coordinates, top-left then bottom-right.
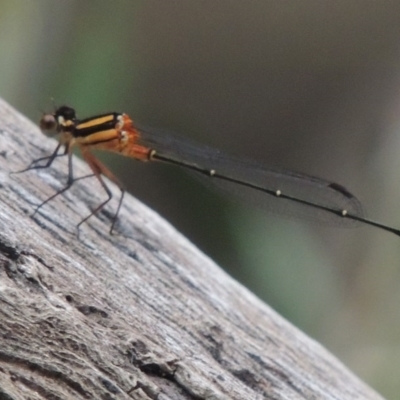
[[57, 105, 76, 121], [40, 113, 57, 132]]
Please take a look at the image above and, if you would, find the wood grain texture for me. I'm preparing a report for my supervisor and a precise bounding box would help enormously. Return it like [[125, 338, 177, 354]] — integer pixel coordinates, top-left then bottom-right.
[[0, 98, 383, 399]]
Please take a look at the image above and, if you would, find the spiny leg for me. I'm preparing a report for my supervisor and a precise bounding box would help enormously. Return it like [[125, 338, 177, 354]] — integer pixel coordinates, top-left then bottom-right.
[[32, 148, 75, 215], [13, 141, 96, 219], [14, 142, 66, 173], [31, 146, 94, 216], [32, 173, 96, 216], [79, 148, 125, 234]]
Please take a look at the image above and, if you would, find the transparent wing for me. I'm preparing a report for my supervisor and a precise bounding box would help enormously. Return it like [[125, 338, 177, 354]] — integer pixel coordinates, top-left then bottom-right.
[[136, 124, 363, 227]]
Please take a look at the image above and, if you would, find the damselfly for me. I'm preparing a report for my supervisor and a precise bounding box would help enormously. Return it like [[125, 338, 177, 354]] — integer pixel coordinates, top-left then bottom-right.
[[19, 105, 400, 237]]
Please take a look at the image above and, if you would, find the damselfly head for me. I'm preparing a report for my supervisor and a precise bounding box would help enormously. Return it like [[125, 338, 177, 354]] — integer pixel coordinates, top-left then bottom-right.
[[39, 105, 77, 134]]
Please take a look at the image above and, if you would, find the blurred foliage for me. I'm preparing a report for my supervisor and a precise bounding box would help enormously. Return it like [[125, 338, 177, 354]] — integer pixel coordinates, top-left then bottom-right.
[[1, 1, 400, 397]]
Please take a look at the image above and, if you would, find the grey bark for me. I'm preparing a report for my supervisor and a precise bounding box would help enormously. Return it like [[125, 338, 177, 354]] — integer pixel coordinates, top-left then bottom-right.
[[0, 98, 383, 399]]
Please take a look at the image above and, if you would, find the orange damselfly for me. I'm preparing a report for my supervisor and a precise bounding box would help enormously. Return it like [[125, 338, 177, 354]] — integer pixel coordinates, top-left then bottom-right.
[[20, 105, 400, 236]]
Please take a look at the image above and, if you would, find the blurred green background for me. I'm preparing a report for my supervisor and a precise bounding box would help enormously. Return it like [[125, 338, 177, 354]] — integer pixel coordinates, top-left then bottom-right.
[[2, 1, 400, 397]]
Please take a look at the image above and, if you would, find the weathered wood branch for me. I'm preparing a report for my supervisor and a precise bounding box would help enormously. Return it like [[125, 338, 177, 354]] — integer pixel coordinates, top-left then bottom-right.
[[0, 98, 383, 399]]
